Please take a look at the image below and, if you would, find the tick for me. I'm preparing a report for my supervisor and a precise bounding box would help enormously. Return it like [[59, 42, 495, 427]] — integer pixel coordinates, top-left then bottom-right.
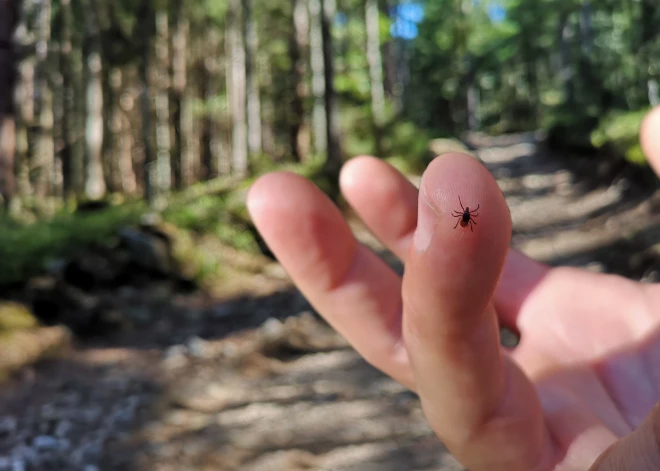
[[452, 196, 479, 232]]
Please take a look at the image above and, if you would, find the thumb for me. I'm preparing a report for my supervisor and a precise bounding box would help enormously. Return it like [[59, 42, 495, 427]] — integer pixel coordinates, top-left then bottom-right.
[[589, 401, 660, 471], [402, 154, 553, 470]]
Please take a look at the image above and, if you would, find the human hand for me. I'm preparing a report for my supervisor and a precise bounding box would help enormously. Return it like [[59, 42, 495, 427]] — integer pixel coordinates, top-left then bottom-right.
[[247, 107, 660, 471]]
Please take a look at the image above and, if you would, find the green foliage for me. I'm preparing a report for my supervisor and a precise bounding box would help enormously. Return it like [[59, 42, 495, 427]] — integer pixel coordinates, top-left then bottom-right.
[[0, 205, 145, 285], [591, 110, 650, 165], [543, 105, 600, 153], [382, 121, 432, 173]]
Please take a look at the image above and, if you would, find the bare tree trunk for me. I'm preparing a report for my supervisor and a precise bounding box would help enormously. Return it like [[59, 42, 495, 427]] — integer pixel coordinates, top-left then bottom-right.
[[217, 30, 231, 176], [109, 68, 137, 194], [200, 25, 222, 180], [34, 0, 54, 198], [155, 10, 171, 193], [58, 0, 76, 200], [170, 0, 188, 189], [321, 0, 342, 176], [228, 0, 248, 177], [13, 1, 33, 200], [84, 3, 106, 200], [309, 0, 327, 156], [199, 56, 213, 181], [558, 11, 575, 104], [0, 0, 17, 207], [289, 0, 310, 162], [260, 51, 277, 157], [366, 0, 385, 155], [140, 0, 155, 203], [244, 0, 262, 157]]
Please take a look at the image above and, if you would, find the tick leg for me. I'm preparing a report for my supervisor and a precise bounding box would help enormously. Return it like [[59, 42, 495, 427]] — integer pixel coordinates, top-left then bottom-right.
[[470, 221, 474, 232], [471, 219, 477, 225], [452, 211, 462, 216], [473, 204, 480, 212], [470, 213, 479, 217], [454, 219, 460, 229], [459, 195, 465, 211]]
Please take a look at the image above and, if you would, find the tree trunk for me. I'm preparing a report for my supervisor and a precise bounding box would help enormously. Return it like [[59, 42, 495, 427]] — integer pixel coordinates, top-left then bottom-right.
[[261, 50, 277, 157], [58, 0, 76, 200], [229, 0, 248, 177], [13, 1, 33, 200], [200, 25, 222, 180], [155, 10, 171, 193], [109, 68, 137, 194], [34, 0, 54, 199], [309, 0, 327, 156], [0, 0, 17, 207], [366, 0, 385, 154], [321, 0, 342, 176], [199, 56, 213, 181], [244, 0, 262, 157], [579, 2, 593, 55], [84, 3, 106, 200], [289, 0, 310, 162], [558, 11, 575, 104], [170, 0, 188, 189], [140, 0, 155, 204]]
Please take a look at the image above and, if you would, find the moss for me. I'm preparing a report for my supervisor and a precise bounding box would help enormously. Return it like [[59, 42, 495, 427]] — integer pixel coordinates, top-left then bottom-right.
[[0, 204, 145, 285], [0, 303, 38, 331]]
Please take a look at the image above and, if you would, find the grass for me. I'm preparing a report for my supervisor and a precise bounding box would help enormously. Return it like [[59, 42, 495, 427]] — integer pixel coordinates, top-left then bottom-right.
[[0, 157, 331, 287], [0, 204, 145, 285]]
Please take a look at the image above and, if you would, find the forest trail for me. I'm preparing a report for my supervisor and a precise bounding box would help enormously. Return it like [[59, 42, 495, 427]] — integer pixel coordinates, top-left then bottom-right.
[[2, 134, 660, 471]]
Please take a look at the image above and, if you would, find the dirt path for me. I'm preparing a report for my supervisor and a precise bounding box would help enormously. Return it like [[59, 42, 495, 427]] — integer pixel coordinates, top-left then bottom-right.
[[2, 134, 660, 471]]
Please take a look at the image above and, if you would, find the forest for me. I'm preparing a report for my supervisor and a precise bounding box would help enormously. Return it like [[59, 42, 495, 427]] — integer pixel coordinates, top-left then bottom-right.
[[0, 0, 658, 209], [1, 1, 660, 469]]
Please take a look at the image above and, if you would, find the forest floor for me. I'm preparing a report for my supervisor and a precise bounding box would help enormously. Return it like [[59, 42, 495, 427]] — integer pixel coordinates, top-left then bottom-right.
[[3, 133, 660, 471]]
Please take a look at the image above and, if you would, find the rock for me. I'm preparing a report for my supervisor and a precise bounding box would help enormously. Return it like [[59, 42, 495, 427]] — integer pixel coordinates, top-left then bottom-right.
[[186, 337, 210, 359], [163, 345, 188, 369], [62, 252, 119, 292], [33, 435, 59, 451], [0, 416, 17, 437], [55, 421, 72, 438], [262, 318, 284, 341], [118, 227, 173, 275]]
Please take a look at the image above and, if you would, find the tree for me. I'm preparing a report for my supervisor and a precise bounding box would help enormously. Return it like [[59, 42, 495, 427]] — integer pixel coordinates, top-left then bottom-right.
[[84, 0, 106, 200], [0, 0, 17, 207], [366, 0, 386, 154], [244, 0, 262, 157], [228, 0, 248, 177], [170, 0, 189, 189]]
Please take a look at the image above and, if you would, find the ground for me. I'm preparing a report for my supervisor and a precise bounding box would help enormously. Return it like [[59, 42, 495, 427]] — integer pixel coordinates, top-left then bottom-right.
[[1, 133, 660, 470]]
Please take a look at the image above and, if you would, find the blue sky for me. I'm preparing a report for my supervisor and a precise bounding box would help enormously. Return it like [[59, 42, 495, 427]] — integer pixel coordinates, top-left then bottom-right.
[[391, 3, 424, 40], [390, 2, 506, 40]]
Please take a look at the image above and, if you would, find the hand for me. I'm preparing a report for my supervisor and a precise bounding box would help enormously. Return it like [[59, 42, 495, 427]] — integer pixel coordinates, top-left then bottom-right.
[[247, 107, 660, 471]]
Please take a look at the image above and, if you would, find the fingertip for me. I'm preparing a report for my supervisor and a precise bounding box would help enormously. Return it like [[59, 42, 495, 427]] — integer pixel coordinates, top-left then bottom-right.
[[419, 152, 511, 247], [641, 107, 660, 176], [339, 156, 379, 193], [247, 171, 313, 221]]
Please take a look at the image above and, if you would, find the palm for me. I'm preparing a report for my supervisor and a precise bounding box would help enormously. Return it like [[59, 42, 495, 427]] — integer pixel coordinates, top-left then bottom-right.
[[248, 148, 660, 470], [510, 266, 660, 465]]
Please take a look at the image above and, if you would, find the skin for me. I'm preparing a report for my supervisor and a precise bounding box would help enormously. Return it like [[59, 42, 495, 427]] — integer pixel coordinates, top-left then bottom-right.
[[247, 106, 660, 471]]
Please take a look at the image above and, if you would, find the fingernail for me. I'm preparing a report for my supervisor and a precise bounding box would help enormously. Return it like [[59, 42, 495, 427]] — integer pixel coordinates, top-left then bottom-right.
[[414, 187, 437, 252]]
